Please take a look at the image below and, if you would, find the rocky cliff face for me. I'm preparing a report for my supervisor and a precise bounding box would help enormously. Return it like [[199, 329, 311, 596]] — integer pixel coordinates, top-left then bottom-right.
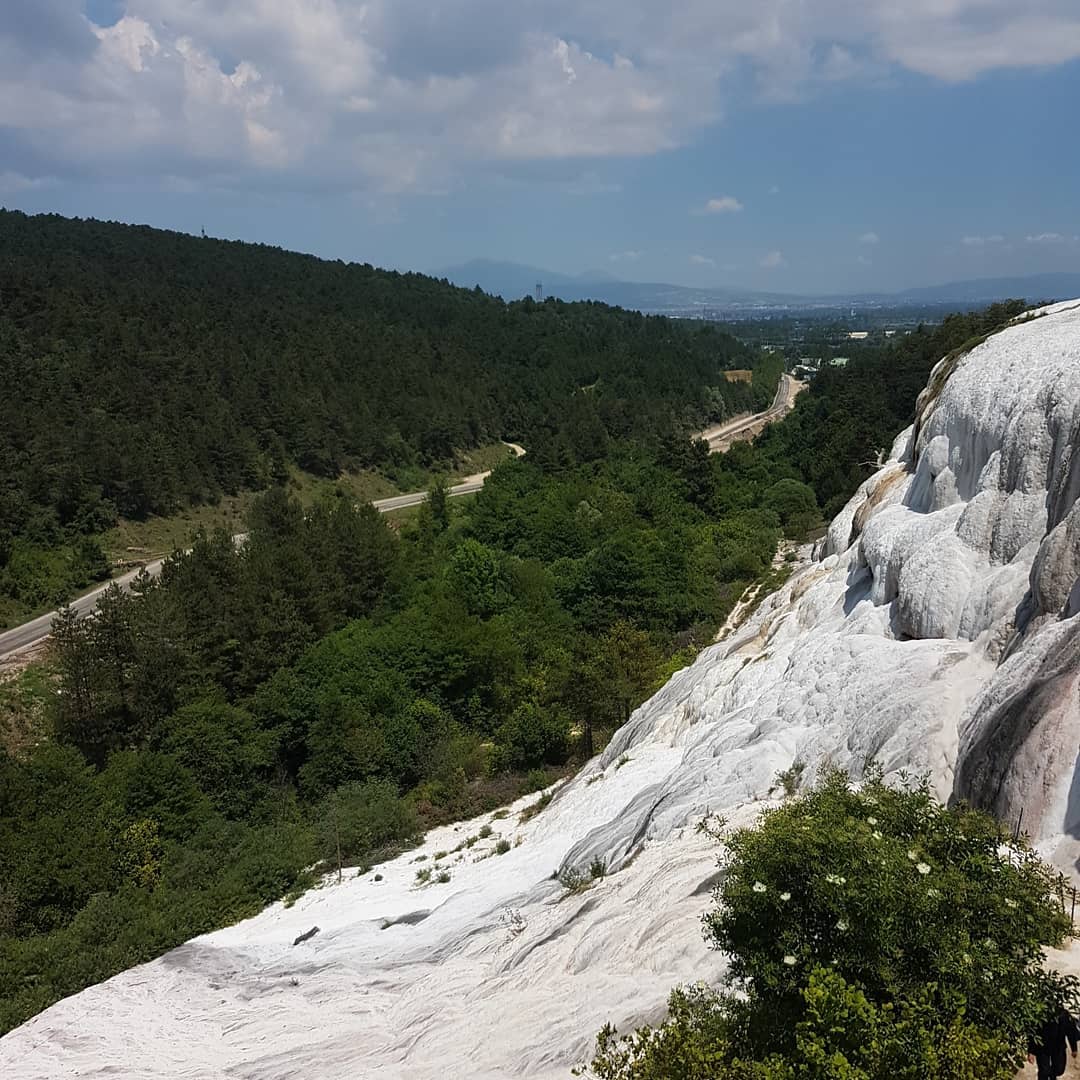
[[4, 301, 1079, 1079]]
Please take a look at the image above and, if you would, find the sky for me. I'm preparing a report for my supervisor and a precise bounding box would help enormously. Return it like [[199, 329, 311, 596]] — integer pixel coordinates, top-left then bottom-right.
[[1, 1, 1079, 293]]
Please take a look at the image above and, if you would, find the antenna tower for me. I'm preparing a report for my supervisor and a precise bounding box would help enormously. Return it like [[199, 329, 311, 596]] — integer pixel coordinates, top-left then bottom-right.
[[535, 281, 544, 302]]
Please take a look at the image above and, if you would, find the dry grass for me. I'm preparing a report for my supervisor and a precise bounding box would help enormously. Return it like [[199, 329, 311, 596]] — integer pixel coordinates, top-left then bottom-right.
[[0, 661, 56, 757], [100, 444, 513, 561]]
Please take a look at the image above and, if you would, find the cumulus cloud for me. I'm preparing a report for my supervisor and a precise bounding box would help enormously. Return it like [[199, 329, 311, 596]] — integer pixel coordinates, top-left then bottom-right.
[[609, 250, 642, 262], [689, 253, 715, 266], [760, 250, 786, 269], [702, 195, 743, 214], [859, 231, 880, 245], [1025, 232, 1066, 244], [961, 234, 1005, 246], [2, 1, 1080, 193]]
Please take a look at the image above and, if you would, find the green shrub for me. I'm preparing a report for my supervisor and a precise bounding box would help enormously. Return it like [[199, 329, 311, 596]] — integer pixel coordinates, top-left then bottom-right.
[[581, 770, 1075, 1079], [496, 703, 570, 770], [495, 839, 511, 855], [772, 761, 804, 798], [318, 781, 420, 867], [519, 789, 554, 823]]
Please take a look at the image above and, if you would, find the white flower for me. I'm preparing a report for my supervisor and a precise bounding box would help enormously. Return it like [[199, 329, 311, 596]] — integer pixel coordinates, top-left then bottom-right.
[[872, 831, 883, 840], [753, 881, 767, 893], [867, 817, 878, 826], [824, 873, 846, 886], [864, 797, 878, 806], [836, 919, 849, 931], [917, 862, 931, 875], [780, 892, 791, 902], [783, 955, 797, 966], [927, 888, 941, 899], [1005, 898, 1017, 909], [908, 850, 918, 861]]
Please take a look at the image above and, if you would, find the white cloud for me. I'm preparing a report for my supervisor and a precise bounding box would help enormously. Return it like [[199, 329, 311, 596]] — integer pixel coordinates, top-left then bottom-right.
[[859, 231, 880, 245], [961, 234, 1005, 246], [3, 1, 1080, 193], [702, 195, 743, 214], [857, 254, 872, 266], [609, 250, 642, 262], [760, 250, 786, 269], [768, 184, 780, 195], [1026, 232, 1066, 244], [689, 253, 716, 266], [0, 171, 57, 195]]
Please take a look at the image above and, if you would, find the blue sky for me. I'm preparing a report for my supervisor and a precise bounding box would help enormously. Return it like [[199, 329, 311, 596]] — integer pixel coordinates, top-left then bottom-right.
[[2, 1, 1079, 293]]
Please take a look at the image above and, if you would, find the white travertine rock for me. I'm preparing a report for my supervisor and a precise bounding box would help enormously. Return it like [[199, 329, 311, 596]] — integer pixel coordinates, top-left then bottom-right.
[[3, 301, 1079, 1080]]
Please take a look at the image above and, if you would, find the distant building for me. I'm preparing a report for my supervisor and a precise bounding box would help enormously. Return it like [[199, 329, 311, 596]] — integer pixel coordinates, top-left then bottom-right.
[[829, 356, 850, 367], [884, 330, 897, 337], [724, 369, 754, 384], [847, 331, 869, 340]]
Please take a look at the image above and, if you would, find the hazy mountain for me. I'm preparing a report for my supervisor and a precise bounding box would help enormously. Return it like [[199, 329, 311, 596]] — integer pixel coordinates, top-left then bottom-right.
[[436, 260, 1080, 314], [890, 272, 1080, 305], [435, 259, 622, 300]]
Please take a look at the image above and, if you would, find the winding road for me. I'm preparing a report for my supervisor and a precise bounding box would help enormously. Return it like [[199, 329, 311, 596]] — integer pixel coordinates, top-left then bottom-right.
[[0, 443, 526, 663], [0, 375, 803, 666], [696, 372, 804, 451]]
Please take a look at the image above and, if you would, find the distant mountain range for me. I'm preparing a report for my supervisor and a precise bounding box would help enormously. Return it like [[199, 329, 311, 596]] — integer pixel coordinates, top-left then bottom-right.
[[435, 260, 1080, 316]]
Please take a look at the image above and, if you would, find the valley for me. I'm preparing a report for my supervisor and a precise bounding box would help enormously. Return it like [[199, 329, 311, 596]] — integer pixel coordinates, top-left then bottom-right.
[[2, 216, 1073, 1078]]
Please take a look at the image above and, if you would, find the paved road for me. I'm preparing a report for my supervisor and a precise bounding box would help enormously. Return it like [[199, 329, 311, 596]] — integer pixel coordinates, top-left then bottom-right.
[[371, 443, 524, 512], [696, 373, 804, 451], [0, 380, 799, 666], [0, 443, 527, 663]]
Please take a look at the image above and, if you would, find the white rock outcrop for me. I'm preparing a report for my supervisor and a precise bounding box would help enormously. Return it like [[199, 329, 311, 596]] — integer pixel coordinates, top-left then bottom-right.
[[4, 301, 1080, 1079]]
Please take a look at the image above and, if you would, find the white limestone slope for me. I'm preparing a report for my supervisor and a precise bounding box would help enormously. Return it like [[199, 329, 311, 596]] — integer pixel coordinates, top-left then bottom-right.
[[4, 302, 1080, 1080]]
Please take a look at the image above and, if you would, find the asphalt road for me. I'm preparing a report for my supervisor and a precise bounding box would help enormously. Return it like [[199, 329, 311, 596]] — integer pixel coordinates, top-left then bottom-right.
[[0, 558, 168, 660], [0, 382, 798, 665], [696, 373, 804, 451], [0, 443, 527, 662]]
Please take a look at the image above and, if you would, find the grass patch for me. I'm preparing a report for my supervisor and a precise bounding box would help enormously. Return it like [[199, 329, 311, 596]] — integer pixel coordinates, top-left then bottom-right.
[[0, 661, 56, 757], [519, 789, 554, 824], [557, 867, 594, 896], [95, 444, 509, 584]]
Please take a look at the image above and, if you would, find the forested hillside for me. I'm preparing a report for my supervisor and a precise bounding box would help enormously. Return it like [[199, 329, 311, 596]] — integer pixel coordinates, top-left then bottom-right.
[[0, 210, 760, 536], [0, 215, 1029, 1036], [0, 210, 777, 623]]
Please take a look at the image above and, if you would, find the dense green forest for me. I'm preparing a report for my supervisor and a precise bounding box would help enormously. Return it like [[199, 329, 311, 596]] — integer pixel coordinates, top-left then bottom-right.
[[0, 443, 791, 1032], [0, 210, 774, 622], [0, 222, 1029, 1036]]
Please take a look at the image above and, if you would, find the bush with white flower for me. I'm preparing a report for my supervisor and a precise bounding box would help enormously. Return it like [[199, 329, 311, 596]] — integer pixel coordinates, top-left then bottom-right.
[[580, 769, 1076, 1079]]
